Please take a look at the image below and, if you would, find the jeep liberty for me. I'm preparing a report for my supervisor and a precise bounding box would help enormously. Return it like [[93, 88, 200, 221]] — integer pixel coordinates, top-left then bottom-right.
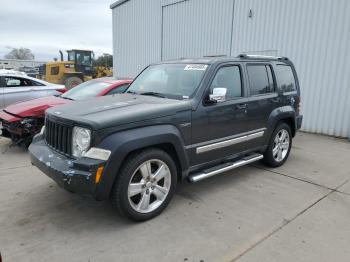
[[29, 55, 302, 221]]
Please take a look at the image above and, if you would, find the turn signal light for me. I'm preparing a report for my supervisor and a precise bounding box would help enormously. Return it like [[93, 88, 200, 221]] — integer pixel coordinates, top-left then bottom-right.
[[95, 166, 104, 184]]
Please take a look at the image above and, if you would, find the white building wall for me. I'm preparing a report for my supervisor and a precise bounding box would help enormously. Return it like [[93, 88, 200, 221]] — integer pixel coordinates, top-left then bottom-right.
[[231, 0, 350, 138], [112, 0, 162, 77], [162, 0, 234, 60], [111, 0, 350, 138]]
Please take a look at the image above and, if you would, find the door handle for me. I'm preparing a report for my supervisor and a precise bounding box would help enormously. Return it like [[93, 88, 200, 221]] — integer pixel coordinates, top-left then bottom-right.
[[271, 97, 280, 103], [235, 103, 248, 110]]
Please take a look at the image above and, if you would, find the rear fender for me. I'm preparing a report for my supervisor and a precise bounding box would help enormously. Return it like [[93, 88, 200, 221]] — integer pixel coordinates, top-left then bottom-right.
[[94, 125, 189, 200], [266, 105, 296, 140]]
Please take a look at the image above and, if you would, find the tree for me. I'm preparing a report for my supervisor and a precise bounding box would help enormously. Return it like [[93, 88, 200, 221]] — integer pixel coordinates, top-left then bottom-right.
[[92, 53, 113, 68], [5, 47, 35, 60]]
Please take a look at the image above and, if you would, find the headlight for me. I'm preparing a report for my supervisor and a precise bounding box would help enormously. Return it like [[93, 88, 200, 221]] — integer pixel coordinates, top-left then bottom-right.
[[72, 126, 91, 158]]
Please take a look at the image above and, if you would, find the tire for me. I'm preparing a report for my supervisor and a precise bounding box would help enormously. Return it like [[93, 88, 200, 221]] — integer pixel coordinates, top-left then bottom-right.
[[64, 76, 83, 89], [111, 148, 177, 221], [263, 122, 292, 167]]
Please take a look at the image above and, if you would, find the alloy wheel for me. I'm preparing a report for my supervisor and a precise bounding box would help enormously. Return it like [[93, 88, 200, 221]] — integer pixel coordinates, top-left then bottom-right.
[[128, 159, 171, 213], [272, 129, 290, 162]]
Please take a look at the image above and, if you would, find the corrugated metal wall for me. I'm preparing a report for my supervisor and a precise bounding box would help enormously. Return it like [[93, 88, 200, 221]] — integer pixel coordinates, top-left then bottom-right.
[[231, 0, 350, 138], [112, 0, 162, 77], [162, 0, 234, 60], [111, 0, 350, 138]]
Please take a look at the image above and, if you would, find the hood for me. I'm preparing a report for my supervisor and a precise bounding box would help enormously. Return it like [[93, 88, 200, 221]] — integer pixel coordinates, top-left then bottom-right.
[[47, 94, 192, 130], [5, 96, 69, 118]]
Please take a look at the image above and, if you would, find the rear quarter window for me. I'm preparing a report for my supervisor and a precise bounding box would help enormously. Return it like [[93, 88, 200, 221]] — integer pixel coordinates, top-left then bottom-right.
[[275, 65, 297, 92]]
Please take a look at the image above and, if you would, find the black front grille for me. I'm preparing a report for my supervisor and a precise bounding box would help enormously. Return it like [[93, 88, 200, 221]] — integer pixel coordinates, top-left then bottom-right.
[[45, 118, 72, 156]]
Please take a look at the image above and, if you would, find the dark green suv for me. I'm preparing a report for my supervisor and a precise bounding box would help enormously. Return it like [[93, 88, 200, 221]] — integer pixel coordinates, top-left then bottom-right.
[[29, 55, 302, 221]]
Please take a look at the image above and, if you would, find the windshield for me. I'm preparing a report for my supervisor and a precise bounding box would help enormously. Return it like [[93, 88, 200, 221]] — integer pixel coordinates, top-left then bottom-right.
[[76, 53, 92, 66], [126, 63, 208, 99], [61, 80, 110, 100]]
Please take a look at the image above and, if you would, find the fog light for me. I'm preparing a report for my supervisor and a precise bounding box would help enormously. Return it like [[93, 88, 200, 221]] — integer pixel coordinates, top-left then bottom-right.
[[95, 166, 104, 184]]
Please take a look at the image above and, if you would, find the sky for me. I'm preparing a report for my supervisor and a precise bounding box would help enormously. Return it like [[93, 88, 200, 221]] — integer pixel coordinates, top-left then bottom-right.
[[0, 0, 115, 61]]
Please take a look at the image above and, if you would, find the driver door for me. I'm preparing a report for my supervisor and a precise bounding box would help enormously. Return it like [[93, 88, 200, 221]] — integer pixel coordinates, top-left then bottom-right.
[[190, 64, 251, 166]]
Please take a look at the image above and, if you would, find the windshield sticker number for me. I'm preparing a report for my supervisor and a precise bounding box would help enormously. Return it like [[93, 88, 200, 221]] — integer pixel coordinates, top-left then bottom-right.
[[184, 65, 208, 71]]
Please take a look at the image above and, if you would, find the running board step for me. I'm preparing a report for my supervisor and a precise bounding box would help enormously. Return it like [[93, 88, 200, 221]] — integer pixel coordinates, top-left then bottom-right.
[[188, 153, 263, 183]]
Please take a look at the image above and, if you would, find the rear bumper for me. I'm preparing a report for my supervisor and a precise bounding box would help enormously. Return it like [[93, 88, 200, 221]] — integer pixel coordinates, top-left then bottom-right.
[[296, 115, 303, 130], [29, 134, 105, 196]]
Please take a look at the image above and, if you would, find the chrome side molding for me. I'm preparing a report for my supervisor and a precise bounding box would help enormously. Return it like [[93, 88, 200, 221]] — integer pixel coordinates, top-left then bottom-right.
[[196, 130, 264, 154], [188, 154, 263, 183]]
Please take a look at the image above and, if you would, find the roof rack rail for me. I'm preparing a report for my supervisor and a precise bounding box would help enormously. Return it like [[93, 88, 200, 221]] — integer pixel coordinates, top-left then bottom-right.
[[237, 54, 289, 61]]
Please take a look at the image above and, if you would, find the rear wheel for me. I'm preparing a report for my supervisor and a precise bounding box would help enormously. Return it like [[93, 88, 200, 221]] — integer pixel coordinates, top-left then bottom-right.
[[64, 76, 83, 89], [263, 123, 292, 167], [111, 149, 177, 221]]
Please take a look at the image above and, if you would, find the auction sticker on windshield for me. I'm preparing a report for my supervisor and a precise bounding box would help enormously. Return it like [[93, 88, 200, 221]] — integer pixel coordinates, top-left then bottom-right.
[[184, 64, 208, 71]]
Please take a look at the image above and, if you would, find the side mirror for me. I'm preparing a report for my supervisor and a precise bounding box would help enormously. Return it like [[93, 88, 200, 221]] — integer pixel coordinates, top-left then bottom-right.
[[209, 87, 227, 103]]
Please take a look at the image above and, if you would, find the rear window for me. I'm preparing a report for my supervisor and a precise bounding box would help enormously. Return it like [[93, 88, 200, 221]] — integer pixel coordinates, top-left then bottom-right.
[[275, 65, 297, 92], [247, 65, 274, 95]]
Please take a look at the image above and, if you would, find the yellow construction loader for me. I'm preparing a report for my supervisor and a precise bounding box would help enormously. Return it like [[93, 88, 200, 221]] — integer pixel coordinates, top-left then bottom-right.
[[37, 50, 95, 89], [93, 66, 113, 79]]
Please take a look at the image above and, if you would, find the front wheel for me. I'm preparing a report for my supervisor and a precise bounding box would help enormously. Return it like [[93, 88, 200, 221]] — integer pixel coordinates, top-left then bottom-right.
[[111, 149, 177, 221], [64, 76, 83, 89], [263, 123, 292, 167]]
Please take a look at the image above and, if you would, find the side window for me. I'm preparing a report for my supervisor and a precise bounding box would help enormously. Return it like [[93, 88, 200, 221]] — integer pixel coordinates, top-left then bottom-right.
[[275, 65, 297, 92], [106, 84, 130, 95], [4, 77, 32, 87], [51, 66, 59, 75], [210, 65, 242, 100], [247, 65, 274, 95]]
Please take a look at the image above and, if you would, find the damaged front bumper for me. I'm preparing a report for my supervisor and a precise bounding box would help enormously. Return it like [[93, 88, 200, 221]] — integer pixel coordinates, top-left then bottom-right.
[[0, 111, 42, 143], [29, 134, 106, 196], [0, 110, 21, 138]]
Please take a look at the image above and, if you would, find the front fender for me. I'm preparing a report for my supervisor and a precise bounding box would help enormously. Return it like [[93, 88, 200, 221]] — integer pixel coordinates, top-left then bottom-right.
[[94, 125, 189, 200]]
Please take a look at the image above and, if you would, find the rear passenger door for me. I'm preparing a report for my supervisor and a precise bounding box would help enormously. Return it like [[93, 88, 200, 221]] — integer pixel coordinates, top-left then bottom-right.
[[244, 63, 280, 147]]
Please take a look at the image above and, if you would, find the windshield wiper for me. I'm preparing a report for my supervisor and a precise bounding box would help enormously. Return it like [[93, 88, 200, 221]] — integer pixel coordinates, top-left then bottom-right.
[[139, 92, 166, 98], [126, 90, 137, 94]]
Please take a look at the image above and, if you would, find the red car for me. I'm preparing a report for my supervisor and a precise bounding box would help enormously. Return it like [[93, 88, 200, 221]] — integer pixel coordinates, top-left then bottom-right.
[[0, 77, 132, 146]]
